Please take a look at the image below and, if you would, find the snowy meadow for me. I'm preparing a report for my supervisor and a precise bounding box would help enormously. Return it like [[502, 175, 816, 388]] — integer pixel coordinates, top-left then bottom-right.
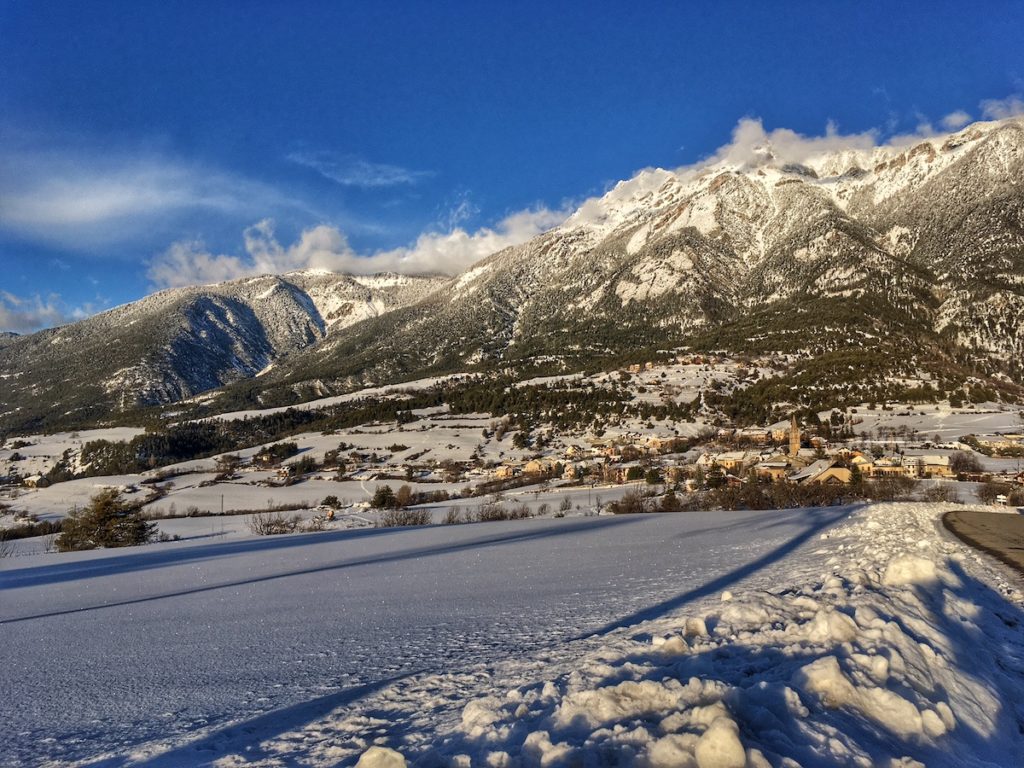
[[3, 502, 1024, 766]]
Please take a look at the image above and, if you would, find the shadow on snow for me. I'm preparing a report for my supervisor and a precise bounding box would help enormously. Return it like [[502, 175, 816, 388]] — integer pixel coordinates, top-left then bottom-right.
[[0, 516, 645, 623]]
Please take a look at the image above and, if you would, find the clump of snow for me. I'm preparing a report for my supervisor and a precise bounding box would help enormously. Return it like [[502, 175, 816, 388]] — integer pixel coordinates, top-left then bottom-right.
[[805, 607, 859, 643], [553, 679, 686, 729], [461, 698, 507, 739], [522, 731, 574, 767], [882, 554, 940, 586], [693, 716, 746, 768], [355, 746, 406, 768]]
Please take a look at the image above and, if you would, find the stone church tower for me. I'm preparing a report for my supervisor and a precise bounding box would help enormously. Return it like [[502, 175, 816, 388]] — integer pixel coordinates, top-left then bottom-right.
[[789, 414, 800, 457]]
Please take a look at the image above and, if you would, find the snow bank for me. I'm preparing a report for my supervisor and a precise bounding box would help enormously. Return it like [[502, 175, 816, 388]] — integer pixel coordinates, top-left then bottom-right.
[[443, 503, 1024, 766]]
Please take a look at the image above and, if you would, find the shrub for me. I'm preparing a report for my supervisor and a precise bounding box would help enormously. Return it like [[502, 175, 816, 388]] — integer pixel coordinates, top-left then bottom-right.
[[286, 455, 318, 477], [559, 496, 572, 512], [443, 507, 463, 525], [475, 502, 509, 522], [395, 484, 414, 508], [0, 518, 62, 541], [247, 511, 302, 535], [378, 508, 431, 527], [608, 490, 648, 514], [509, 504, 531, 520], [949, 451, 984, 476], [868, 477, 919, 502], [978, 481, 1012, 505], [214, 454, 242, 479], [625, 466, 645, 482], [660, 489, 682, 513], [254, 442, 300, 467], [684, 482, 851, 512], [920, 484, 961, 503], [57, 490, 157, 551], [322, 495, 341, 509], [303, 514, 329, 532]]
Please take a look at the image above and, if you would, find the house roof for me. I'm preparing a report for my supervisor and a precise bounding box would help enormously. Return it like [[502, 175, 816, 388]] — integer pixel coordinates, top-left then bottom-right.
[[789, 459, 834, 482], [717, 451, 748, 462]]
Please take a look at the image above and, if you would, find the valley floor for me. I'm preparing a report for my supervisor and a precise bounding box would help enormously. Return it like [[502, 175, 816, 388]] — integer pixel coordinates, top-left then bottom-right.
[[2, 503, 1024, 767]]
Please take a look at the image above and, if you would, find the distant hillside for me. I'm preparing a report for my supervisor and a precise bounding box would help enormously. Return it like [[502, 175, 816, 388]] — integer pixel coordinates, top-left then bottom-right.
[[0, 272, 447, 432]]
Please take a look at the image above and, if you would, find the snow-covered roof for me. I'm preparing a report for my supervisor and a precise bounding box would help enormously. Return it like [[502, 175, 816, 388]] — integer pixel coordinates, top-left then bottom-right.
[[788, 459, 834, 482]]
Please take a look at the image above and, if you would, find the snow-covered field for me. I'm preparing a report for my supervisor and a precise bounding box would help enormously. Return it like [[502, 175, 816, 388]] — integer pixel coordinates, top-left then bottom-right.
[[3, 501, 1024, 766], [0, 426, 147, 478], [801, 402, 1022, 444], [203, 375, 466, 422]]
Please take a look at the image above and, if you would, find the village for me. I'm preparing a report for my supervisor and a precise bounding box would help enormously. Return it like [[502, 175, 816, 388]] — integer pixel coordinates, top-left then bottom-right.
[[468, 414, 1024, 498], [3, 391, 1023, 539], [2, 358, 1024, 534]]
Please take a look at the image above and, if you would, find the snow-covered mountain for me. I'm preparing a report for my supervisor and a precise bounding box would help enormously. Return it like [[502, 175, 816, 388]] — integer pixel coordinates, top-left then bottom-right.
[[240, 117, 1024, 411], [0, 271, 447, 430], [2, 117, 1023, 431]]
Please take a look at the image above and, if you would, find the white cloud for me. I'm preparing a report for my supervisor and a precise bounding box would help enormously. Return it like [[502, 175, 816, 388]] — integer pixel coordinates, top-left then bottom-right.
[[0, 150, 303, 248], [437, 192, 480, 231], [690, 117, 879, 170], [147, 206, 570, 289], [980, 94, 1024, 120], [679, 102, 1013, 176], [287, 151, 432, 188], [0, 291, 96, 333], [371, 206, 569, 274], [146, 241, 252, 290], [940, 110, 972, 130]]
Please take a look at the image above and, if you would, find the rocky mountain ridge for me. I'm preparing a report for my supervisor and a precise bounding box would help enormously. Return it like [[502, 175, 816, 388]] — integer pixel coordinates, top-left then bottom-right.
[[238, 117, 1022, 413], [2, 117, 1022, 432]]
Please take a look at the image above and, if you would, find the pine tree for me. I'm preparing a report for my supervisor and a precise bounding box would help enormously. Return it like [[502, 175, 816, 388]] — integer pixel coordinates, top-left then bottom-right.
[[372, 485, 397, 509], [57, 489, 157, 551]]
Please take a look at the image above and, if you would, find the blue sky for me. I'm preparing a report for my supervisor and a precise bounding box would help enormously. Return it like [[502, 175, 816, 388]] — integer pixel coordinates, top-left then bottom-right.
[[2, 0, 1023, 332]]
